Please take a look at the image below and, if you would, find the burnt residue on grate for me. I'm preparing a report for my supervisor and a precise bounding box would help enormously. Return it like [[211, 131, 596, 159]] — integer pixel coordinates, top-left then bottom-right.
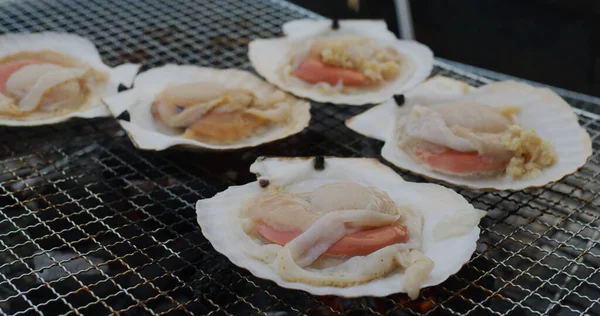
[[0, 0, 599, 315], [143, 25, 182, 45], [120, 44, 149, 65]]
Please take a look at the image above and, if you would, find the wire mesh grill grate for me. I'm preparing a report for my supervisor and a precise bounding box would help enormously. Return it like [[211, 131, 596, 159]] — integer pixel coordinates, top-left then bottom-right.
[[0, 0, 599, 315]]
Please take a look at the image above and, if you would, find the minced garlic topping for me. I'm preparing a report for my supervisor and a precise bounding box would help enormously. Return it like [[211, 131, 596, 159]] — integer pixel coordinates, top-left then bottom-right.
[[316, 37, 402, 83], [0, 94, 20, 115], [502, 125, 557, 179], [498, 105, 521, 119]]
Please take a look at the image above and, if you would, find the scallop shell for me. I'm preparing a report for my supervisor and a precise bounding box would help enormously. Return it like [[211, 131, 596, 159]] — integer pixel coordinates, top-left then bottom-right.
[[196, 156, 482, 297], [0, 32, 139, 126], [346, 77, 593, 191], [102, 65, 311, 151], [248, 19, 434, 105]]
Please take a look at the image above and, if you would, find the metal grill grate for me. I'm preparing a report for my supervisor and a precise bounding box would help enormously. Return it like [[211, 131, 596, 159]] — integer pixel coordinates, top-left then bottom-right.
[[0, 0, 599, 315]]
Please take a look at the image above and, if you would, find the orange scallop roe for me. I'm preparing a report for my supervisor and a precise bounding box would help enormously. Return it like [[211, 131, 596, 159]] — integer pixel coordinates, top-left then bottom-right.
[[294, 57, 371, 86], [184, 110, 269, 143], [257, 222, 409, 256], [415, 148, 510, 175]]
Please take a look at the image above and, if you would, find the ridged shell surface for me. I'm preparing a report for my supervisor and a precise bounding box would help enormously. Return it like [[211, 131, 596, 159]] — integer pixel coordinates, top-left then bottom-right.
[[0, 32, 139, 126], [196, 157, 481, 297], [346, 77, 592, 191], [249, 19, 433, 105], [103, 65, 311, 151]]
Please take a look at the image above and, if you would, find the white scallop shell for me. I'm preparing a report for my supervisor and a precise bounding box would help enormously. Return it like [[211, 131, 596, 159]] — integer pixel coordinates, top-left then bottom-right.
[[346, 77, 593, 191], [0, 32, 139, 126], [102, 65, 311, 151], [248, 19, 434, 105], [196, 157, 482, 297]]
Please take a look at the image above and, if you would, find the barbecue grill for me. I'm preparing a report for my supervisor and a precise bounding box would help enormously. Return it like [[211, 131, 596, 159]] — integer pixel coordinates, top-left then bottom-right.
[[1, 0, 599, 315]]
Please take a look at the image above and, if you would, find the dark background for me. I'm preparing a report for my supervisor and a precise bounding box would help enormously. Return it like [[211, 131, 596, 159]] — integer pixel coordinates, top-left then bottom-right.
[[287, 0, 600, 97]]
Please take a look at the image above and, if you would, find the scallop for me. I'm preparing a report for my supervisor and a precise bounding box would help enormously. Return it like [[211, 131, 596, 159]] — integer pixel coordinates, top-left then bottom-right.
[[196, 156, 484, 298], [346, 76, 592, 191], [102, 65, 311, 151], [248, 19, 433, 105], [0, 32, 139, 126]]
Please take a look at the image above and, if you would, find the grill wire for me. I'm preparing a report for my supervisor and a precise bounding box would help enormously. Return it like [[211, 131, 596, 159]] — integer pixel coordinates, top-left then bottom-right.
[[0, 0, 599, 315]]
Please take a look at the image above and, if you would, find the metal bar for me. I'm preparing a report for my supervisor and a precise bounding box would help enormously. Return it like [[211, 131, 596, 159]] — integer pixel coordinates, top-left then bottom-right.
[[394, 0, 415, 40]]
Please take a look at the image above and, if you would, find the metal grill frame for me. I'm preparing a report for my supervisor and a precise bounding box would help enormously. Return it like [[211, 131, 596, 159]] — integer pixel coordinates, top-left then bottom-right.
[[0, 0, 599, 315]]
